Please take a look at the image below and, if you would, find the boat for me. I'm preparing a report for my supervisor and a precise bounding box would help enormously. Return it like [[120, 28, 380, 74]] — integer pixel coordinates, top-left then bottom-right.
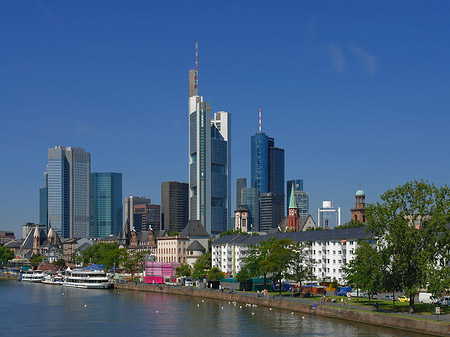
[[42, 274, 64, 285], [63, 268, 112, 289], [19, 270, 45, 283]]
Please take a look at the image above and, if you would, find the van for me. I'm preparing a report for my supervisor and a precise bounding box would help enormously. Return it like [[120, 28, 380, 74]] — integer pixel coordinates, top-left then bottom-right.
[[419, 292, 439, 304]]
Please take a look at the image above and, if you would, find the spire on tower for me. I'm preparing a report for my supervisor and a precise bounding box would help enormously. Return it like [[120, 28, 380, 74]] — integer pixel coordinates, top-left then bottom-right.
[[259, 108, 262, 133], [195, 41, 198, 71]]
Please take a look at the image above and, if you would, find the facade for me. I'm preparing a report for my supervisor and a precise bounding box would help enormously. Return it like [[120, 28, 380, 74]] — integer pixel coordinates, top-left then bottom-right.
[[156, 236, 189, 264], [39, 172, 48, 227], [133, 203, 160, 231], [350, 188, 366, 223], [124, 196, 150, 233], [287, 179, 309, 218], [318, 201, 341, 229], [212, 227, 368, 283], [89, 172, 123, 238], [240, 187, 260, 232], [236, 178, 247, 208], [46, 146, 90, 238], [260, 192, 284, 232], [188, 47, 231, 235], [234, 206, 249, 232], [161, 181, 189, 232]]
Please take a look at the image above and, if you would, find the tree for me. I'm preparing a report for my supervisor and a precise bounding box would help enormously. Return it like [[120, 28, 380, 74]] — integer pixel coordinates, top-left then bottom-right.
[[121, 250, 144, 278], [176, 264, 192, 278], [366, 180, 450, 313], [169, 231, 180, 237], [0, 246, 14, 262], [191, 252, 211, 280], [53, 258, 66, 268], [288, 242, 314, 297], [264, 239, 295, 296], [80, 243, 122, 269], [336, 220, 364, 229], [30, 254, 43, 265], [207, 266, 224, 281], [219, 229, 249, 237]]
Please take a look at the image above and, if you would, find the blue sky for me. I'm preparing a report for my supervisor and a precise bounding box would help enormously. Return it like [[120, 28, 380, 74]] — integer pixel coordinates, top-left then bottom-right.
[[1, 1, 450, 236]]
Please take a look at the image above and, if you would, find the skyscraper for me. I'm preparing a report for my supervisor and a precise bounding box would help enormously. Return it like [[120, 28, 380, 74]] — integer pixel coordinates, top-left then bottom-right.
[[287, 179, 309, 218], [240, 187, 259, 231], [133, 203, 160, 231], [236, 178, 247, 208], [124, 196, 151, 233], [39, 172, 48, 227], [89, 172, 122, 238], [260, 192, 284, 232], [161, 181, 189, 232], [188, 43, 231, 235], [46, 146, 90, 238], [318, 201, 341, 229]]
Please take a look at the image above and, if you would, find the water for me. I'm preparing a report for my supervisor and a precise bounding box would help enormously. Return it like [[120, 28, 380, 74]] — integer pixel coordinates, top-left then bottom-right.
[[1, 281, 427, 336]]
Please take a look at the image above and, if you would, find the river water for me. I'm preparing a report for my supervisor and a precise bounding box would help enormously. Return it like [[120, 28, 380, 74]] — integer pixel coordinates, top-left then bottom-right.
[[1, 280, 427, 336]]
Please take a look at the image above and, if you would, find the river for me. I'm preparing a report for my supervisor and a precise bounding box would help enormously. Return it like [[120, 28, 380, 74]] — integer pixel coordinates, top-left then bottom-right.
[[1, 280, 428, 336]]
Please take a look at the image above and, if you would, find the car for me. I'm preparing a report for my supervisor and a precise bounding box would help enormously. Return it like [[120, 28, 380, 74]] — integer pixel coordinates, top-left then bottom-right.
[[380, 294, 394, 301], [397, 296, 410, 302]]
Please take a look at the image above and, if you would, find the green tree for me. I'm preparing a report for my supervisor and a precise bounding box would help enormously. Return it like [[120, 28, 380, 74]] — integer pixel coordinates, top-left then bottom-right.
[[121, 250, 144, 278], [169, 231, 180, 237], [191, 252, 211, 280], [219, 229, 249, 237], [176, 263, 192, 278], [366, 180, 450, 313], [53, 258, 66, 268], [0, 246, 14, 262], [207, 266, 224, 281], [80, 243, 122, 269], [30, 254, 43, 264], [264, 239, 295, 296], [335, 220, 364, 229], [288, 242, 314, 297]]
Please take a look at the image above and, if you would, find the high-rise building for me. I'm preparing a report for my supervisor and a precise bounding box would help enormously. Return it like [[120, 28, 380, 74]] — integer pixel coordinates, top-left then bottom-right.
[[240, 187, 259, 232], [260, 192, 284, 232], [161, 181, 189, 232], [287, 179, 309, 218], [133, 203, 160, 231], [124, 196, 151, 233], [318, 201, 341, 229], [46, 146, 90, 238], [39, 172, 48, 227], [89, 172, 122, 238], [236, 178, 247, 208], [188, 43, 231, 235]]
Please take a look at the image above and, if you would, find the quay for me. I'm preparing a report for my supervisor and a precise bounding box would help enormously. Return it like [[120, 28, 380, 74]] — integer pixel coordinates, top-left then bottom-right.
[[116, 282, 450, 336]]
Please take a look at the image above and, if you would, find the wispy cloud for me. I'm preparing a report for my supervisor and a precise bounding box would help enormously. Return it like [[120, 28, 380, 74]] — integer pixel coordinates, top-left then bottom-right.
[[328, 42, 345, 72], [349, 45, 378, 75]]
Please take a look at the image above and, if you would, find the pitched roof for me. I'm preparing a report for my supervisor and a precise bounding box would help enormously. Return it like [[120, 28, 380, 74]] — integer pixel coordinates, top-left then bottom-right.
[[180, 220, 209, 237], [289, 184, 298, 209], [187, 240, 206, 251]]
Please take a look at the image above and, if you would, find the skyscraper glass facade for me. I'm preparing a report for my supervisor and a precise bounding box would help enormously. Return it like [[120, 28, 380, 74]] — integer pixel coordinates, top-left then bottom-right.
[[90, 172, 122, 238], [240, 187, 259, 231], [236, 178, 247, 208], [318, 201, 341, 229], [287, 179, 309, 218], [251, 133, 269, 194]]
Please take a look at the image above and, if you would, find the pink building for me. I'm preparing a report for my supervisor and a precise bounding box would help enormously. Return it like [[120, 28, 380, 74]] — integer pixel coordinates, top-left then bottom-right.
[[143, 261, 180, 284]]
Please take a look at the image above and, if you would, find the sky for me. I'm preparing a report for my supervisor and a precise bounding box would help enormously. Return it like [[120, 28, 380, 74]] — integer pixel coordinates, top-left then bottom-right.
[[1, 1, 450, 237]]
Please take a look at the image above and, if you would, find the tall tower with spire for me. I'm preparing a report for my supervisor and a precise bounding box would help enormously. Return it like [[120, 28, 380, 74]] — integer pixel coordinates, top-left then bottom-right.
[[286, 184, 299, 231], [188, 43, 231, 235]]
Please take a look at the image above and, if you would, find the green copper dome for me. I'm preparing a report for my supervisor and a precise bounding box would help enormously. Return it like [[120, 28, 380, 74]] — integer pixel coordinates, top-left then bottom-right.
[[355, 189, 365, 197]]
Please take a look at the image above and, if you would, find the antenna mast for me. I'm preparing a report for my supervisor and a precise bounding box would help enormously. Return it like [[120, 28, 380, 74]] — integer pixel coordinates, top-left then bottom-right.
[[195, 41, 198, 71], [259, 108, 262, 133]]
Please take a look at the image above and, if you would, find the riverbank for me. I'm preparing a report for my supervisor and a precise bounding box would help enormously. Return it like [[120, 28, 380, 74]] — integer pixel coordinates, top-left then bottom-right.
[[115, 283, 450, 336], [0, 273, 18, 280]]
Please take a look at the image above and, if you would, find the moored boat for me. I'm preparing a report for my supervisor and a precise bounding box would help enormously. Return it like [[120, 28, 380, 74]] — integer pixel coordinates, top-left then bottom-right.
[[63, 268, 112, 289], [20, 270, 45, 283], [42, 274, 64, 285]]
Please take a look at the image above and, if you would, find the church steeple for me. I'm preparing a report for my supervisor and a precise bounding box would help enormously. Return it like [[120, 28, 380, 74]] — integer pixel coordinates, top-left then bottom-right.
[[289, 183, 298, 209], [351, 185, 366, 223], [286, 184, 299, 231]]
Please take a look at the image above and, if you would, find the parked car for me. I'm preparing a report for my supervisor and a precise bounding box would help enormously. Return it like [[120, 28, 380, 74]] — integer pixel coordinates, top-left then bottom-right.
[[380, 294, 394, 301], [440, 296, 450, 306], [397, 296, 410, 302]]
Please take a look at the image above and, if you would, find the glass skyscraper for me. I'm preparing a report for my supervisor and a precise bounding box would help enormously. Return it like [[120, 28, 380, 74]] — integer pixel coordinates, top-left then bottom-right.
[[287, 179, 309, 218], [240, 187, 259, 231], [318, 201, 341, 229], [47, 146, 90, 238], [90, 172, 122, 238]]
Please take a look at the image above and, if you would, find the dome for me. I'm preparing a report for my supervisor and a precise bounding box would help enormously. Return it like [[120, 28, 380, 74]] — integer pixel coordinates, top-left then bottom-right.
[[355, 189, 365, 197]]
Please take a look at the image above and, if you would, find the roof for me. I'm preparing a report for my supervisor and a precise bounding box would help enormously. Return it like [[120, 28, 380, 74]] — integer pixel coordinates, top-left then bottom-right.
[[180, 220, 209, 238], [213, 227, 371, 246], [356, 189, 365, 196], [289, 184, 298, 209], [187, 240, 206, 251]]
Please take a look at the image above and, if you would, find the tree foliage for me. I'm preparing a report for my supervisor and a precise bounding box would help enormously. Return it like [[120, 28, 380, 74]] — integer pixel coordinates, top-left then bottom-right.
[[53, 258, 66, 268], [30, 253, 43, 264], [288, 242, 314, 297], [121, 250, 144, 277], [80, 243, 122, 269], [207, 266, 224, 281], [176, 264, 192, 278], [219, 229, 250, 237], [336, 220, 364, 229], [0, 246, 14, 262], [191, 252, 211, 280]]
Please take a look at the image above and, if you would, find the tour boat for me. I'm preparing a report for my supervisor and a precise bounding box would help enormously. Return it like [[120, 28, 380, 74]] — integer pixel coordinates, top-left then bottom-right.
[[63, 268, 112, 289], [19, 270, 45, 283], [42, 274, 64, 285]]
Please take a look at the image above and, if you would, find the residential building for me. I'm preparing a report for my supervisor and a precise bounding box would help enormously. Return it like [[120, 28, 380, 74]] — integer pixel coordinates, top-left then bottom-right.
[[89, 172, 123, 238], [240, 187, 260, 231], [351, 187, 366, 223], [133, 203, 160, 231], [124, 196, 150, 233], [188, 44, 231, 235], [212, 227, 368, 283], [318, 201, 341, 229], [236, 178, 247, 208], [46, 146, 90, 238], [161, 181, 189, 232], [287, 179, 309, 218], [260, 192, 284, 232]]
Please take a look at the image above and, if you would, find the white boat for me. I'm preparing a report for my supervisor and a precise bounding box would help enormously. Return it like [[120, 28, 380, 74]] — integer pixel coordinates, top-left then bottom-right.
[[63, 269, 112, 289], [42, 274, 64, 285], [20, 270, 45, 283]]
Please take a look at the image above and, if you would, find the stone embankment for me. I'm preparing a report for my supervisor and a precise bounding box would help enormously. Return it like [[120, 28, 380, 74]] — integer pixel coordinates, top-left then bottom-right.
[[115, 283, 450, 336], [0, 274, 18, 280]]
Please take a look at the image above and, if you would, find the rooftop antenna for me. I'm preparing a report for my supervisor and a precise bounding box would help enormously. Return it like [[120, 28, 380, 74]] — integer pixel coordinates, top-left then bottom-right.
[[195, 41, 198, 71], [259, 108, 262, 133]]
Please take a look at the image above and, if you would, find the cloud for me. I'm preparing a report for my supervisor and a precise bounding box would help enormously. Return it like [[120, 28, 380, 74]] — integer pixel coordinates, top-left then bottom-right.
[[349, 45, 378, 75], [328, 42, 345, 72]]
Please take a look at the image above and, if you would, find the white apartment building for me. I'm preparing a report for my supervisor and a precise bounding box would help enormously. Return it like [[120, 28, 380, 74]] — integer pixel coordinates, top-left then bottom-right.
[[212, 227, 368, 284]]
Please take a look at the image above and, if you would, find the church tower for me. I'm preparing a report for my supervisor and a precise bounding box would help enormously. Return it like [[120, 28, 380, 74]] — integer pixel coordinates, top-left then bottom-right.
[[286, 184, 299, 231], [350, 186, 366, 223]]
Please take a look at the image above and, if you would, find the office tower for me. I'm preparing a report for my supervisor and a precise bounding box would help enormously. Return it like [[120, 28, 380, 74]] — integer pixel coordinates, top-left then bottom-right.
[[188, 43, 231, 235], [351, 187, 366, 223], [133, 203, 160, 231], [318, 201, 341, 229], [46, 146, 90, 238], [39, 172, 48, 227], [287, 179, 309, 218], [89, 172, 122, 238], [124, 196, 151, 233], [240, 187, 259, 231], [161, 181, 189, 232], [260, 192, 284, 232], [236, 178, 247, 208]]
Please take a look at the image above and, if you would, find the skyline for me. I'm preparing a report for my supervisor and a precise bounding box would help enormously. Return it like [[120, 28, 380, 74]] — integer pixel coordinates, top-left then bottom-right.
[[2, 1, 450, 236]]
